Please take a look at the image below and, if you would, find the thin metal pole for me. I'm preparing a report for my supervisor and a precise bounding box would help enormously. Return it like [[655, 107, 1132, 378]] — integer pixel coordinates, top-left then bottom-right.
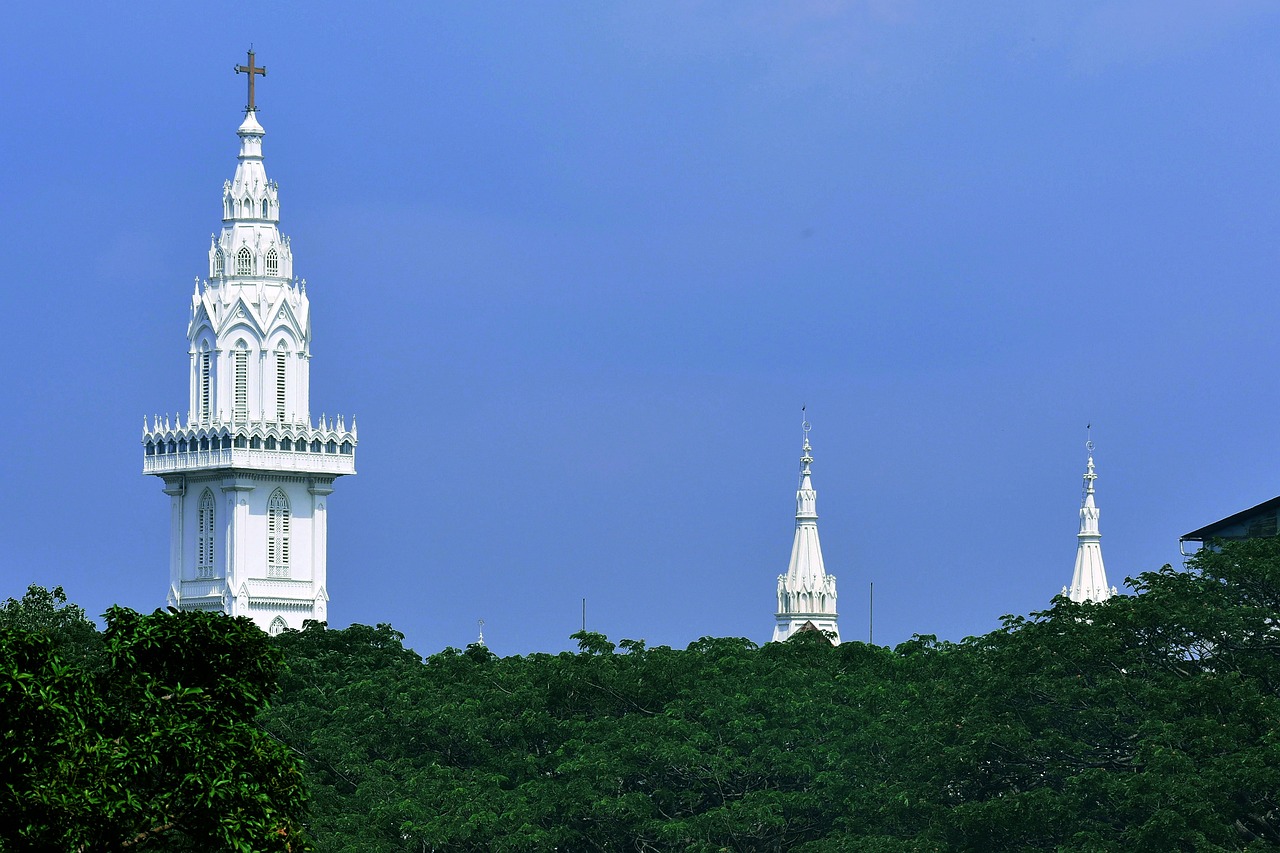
[[869, 582, 874, 645]]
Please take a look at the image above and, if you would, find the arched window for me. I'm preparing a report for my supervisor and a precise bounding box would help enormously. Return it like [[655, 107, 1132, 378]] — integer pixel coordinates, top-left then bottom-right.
[[236, 247, 253, 276], [197, 489, 215, 579], [199, 348, 212, 422], [265, 247, 279, 276], [243, 197, 253, 218], [233, 341, 248, 421], [281, 437, 292, 451], [267, 488, 291, 579], [275, 344, 287, 421], [268, 616, 288, 636], [262, 199, 270, 218], [212, 250, 223, 277]]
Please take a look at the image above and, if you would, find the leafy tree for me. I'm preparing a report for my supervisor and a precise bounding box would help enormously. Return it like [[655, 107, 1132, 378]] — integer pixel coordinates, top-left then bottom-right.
[[1, 601, 311, 851], [0, 583, 102, 667], [260, 540, 1280, 851]]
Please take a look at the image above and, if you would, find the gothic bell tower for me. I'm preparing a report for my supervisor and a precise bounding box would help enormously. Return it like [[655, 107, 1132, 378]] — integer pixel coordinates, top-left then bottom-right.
[[142, 53, 357, 634]]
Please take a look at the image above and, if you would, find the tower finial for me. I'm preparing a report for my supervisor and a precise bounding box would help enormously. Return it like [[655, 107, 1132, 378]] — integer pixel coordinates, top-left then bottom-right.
[[235, 49, 267, 113], [800, 408, 813, 481], [1082, 428, 1097, 503]]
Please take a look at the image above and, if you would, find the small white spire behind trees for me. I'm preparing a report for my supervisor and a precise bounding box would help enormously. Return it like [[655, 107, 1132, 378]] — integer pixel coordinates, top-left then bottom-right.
[[1064, 433, 1117, 603], [772, 415, 840, 643]]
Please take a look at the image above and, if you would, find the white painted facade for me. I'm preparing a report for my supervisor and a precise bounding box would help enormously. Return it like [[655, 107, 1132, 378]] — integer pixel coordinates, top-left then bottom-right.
[[143, 106, 356, 635], [773, 426, 840, 643], [1063, 445, 1115, 603]]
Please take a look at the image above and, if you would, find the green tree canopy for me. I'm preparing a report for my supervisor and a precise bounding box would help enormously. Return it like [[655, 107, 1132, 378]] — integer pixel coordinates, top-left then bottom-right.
[[1, 602, 311, 851], [263, 539, 1280, 851]]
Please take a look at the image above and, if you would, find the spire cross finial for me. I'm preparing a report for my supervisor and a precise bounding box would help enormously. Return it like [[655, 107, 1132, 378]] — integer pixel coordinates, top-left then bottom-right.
[[1082, 428, 1097, 499], [799, 408, 814, 481], [235, 49, 267, 112]]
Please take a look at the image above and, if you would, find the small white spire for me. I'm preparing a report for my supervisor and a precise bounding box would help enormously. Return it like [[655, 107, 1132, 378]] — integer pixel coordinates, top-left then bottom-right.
[[772, 411, 840, 643], [477, 619, 486, 647], [1066, 430, 1116, 603]]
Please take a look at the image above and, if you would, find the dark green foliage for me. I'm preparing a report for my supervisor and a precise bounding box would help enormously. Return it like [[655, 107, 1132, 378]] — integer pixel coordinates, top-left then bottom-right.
[[0, 584, 103, 667], [0, 600, 310, 851], [264, 541, 1280, 852], [9, 537, 1280, 850]]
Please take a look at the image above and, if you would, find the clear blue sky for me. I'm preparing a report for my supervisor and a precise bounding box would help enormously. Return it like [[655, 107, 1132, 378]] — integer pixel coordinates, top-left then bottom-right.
[[5, 2, 1280, 656]]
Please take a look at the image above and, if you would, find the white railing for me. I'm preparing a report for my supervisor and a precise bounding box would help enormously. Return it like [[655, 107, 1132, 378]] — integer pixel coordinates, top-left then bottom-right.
[[143, 447, 355, 476], [180, 579, 224, 599], [245, 577, 315, 604]]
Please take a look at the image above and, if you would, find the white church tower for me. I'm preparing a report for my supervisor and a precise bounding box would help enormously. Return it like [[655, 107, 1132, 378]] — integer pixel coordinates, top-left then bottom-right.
[[1063, 440, 1116, 603], [772, 420, 840, 643], [142, 52, 357, 635]]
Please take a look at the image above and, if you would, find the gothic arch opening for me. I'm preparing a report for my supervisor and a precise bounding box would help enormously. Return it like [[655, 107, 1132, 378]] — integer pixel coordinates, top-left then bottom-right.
[[197, 489, 215, 579], [267, 488, 291, 578], [233, 340, 249, 421]]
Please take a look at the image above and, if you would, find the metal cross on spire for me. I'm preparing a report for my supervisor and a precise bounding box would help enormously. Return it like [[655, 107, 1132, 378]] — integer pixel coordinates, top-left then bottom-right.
[[235, 49, 267, 112]]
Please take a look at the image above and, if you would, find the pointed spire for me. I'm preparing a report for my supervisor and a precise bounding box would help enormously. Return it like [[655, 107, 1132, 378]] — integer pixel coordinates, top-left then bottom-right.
[[1066, 431, 1115, 603], [773, 411, 840, 644], [797, 418, 816, 518]]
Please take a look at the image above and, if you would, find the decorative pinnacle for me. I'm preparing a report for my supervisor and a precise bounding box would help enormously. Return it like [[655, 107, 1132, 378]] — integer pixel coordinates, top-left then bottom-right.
[[800, 410, 814, 481], [1082, 433, 1097, 503]]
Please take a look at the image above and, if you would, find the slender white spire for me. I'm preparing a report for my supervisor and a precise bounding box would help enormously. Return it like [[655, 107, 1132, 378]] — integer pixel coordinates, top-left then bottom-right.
[[1064, 434, 1117, 603], [772, 415, 840, 643]]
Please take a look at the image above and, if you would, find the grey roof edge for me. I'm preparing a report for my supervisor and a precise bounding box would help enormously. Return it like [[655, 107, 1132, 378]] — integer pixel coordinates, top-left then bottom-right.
[[1181, 495, 1280, 541]]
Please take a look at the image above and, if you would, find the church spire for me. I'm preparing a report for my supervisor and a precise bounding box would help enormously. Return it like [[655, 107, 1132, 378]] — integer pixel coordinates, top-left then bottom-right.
[[772, 416, 840, 643], [1064, 435, 1116, 603], [144, 53, 358, 636]]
